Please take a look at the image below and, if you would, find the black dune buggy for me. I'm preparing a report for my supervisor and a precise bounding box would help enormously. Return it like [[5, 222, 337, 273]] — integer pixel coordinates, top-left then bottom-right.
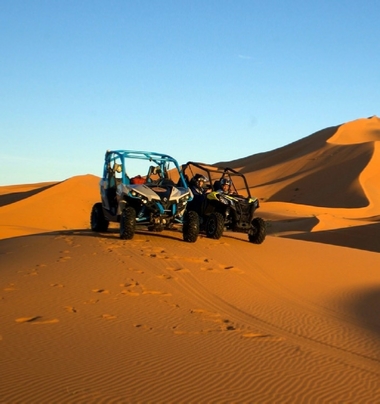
[[90, 150, 199, 242], [181, 161, 266, 243]]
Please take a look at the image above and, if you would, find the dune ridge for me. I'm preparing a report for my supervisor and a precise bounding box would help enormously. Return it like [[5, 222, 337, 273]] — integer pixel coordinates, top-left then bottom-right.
[[1, 116, 380, 402], [0, 174, 99, 240]]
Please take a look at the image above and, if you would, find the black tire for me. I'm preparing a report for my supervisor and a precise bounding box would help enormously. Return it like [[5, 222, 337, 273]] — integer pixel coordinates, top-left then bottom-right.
[[183, 211, 199, 243], [90, 203, 109, 232], [248, 217, 266, 244], [206, 212, 225, 239], [120, 206, 136, 240]]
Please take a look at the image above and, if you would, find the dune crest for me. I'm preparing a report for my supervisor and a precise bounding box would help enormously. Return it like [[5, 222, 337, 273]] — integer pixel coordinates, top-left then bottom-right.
[[238, 117, 380, 212], [328, 116, 380, 145]]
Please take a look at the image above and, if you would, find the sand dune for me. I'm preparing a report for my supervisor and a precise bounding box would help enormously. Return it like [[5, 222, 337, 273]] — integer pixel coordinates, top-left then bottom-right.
[[1, 116, 380, 402], [0, 175, 99, 239]]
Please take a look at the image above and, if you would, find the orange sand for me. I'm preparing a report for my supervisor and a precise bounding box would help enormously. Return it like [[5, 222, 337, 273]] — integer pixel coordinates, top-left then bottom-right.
[[1, 116, 380, 402]]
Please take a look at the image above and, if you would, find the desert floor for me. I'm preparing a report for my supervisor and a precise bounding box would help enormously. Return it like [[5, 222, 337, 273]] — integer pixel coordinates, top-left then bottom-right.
[[1, 179, 380, 403], [1, 117, 380, 403]]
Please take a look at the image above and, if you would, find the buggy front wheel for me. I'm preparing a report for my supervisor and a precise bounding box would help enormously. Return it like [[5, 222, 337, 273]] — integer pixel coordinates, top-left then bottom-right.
[[120, 207, 136, 240], [206, 212, 224, 239], [248, 217, 266, 244], [183, 211, 199, 243]]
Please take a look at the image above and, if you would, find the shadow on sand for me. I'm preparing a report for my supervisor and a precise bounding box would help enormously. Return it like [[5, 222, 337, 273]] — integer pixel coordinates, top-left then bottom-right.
[[0, 227, 189, 245], [0, 183, 59, 207], [283, 221, 380, 254], [343, 286, 380, 351]]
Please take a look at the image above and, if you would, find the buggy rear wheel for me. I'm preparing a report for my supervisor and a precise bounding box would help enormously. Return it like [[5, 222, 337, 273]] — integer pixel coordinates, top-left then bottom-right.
[[248, 217, 266, 244], [183, 210, 199, 243], [91, 202, 109, 232], [120, 206, 136, 240], [206, 212, 224, 239]]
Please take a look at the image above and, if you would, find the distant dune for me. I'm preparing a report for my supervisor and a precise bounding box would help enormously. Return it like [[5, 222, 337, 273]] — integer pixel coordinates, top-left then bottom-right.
[[218, 116, 380, 208], [1, 116, 380, 402]]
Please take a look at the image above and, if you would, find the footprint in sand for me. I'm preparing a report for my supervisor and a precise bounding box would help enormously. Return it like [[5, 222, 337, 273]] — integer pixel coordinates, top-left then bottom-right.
[[142, 289, 171, 296], [83, 299, 99, 304], [15, 316, 41, 323], [62, 236, 74, 246], [120, 289, 140, 296], [219, 264, 244, 274], [205, 261, 244, 274], [134, 323, 153, 331], [57, 256, 71, 263], [126, 267, 144, 274], [64, 306, 77, 313], [92, 289, 110, 294], [119, 279, 141, 296], [189, 309, 240, 332], [101, 314, 117, 320], [166, 266, 190, 273], [3, 284, 16, 292], [120, 279, 140, 287], [15, 316, 59, 324], [201, 267, 217, 272], [223, 319, 236, 331], [146, 252, 169, 259], [188, 311, 276, 337], [36, 264, 47, 268], [157, 274, 174, 280]]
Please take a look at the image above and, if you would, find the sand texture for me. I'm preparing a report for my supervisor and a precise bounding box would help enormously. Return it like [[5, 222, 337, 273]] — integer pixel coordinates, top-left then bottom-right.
[[1, 116, 380, 403]]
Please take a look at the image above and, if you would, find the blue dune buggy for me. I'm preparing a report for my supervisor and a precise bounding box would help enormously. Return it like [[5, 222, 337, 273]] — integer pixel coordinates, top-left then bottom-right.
[[90, 150, 199, 242]]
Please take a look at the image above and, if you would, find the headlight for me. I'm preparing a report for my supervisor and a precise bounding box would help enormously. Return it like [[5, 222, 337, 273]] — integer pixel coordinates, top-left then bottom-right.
[[249, 198, 259, 208], [179, 194, 190, 204], [130, 190, 148, 203]]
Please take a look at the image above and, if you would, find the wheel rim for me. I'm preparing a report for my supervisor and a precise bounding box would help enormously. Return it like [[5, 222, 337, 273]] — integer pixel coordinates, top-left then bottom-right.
[[208, 218, 216, 234]]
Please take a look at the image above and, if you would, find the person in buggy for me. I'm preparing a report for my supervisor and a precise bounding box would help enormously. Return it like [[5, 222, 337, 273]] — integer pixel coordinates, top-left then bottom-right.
[[190, 174, 208, 195], [188, 174, 209, 212], [217, 177, 232, 194]]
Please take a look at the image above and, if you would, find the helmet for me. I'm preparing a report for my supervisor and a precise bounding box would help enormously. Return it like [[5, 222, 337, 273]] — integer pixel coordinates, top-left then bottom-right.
[[196, 175, 207, 184], [192, 174, 207, 185], [220, 178, 231, 186]]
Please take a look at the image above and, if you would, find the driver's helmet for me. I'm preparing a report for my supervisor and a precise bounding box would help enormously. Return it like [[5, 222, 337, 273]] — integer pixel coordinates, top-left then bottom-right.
[[191, 174, 208, 187], [220, 178, 231, 187], [196, 174, 207, 186]]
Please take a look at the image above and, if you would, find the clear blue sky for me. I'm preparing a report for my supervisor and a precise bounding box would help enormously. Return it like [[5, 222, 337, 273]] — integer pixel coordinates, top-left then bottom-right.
[[1, 0, 379, 185]]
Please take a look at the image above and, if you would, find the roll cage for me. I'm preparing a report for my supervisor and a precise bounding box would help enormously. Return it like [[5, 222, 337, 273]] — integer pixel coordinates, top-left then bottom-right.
[[103, 150, 188, 187], [181, 161, 252, 198]]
